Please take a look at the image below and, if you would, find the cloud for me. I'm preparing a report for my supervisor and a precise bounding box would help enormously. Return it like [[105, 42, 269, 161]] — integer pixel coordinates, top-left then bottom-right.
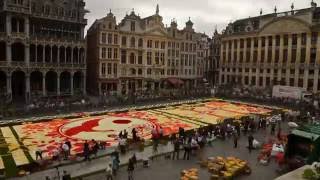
[[84, 0, 315, 36]]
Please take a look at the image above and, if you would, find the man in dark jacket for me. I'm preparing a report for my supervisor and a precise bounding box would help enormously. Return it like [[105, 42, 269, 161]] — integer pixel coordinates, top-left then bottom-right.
[[172, 138, 181, 160]]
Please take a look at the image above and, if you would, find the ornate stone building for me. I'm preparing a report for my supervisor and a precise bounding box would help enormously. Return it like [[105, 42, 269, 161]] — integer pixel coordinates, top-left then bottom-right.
[[87, 5, 207, 96], [219, 2, 320, 93], [0, 0, 87, 102]]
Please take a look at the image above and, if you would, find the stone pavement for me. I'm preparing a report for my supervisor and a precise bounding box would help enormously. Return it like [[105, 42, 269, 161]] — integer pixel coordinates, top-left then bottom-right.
[[9, 143, 174, 180]]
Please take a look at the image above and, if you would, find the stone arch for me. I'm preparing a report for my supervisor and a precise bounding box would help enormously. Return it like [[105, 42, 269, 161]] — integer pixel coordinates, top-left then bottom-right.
[[66, 47, 72, 63], [0, 41, 6, 61], [45, 45, 51, 63], [11, 70, 25, 101], [52, 45, 58, 63], [30, 71, 43, 95], [79, 48, 85, 63], [29, 44, 36, 62], [12, 42, 25, 61], [59, 46, 65, 63], [60, 71, 71, 94], [259, 17, 311, 35], [46, 71, 57, 94], [73, 47, 79, 63], [37, 44, 44, 62], [73, 71, 83, 93]]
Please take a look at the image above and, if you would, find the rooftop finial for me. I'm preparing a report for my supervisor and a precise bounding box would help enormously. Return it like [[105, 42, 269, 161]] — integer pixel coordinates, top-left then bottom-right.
[[311, 0, 317, 7], [291, 3, 294, 11], [109, 9, 112, 13], [260, 8, 263, 15], [274, 6, 277, 13], [156, 4, 159, 15]]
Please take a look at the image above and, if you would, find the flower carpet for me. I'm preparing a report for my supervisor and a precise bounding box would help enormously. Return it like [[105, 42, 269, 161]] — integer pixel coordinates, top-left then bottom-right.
[[0, 99, 273, 176]]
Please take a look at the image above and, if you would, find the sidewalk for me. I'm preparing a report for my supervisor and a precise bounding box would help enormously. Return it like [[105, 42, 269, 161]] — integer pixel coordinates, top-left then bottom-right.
[[9, 143, 174, 180]]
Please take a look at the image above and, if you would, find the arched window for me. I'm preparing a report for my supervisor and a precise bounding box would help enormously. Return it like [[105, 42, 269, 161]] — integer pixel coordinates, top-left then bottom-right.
[[138, 38, 143, 48], [130, 68, 136, 75], [129, 53, 135, 64], [130, 37, 135, 47], [138, 69, 143, 75]]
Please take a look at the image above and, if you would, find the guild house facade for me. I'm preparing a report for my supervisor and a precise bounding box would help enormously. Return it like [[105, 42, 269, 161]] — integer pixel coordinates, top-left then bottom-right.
[[0, 0, 88, 102], [87, 5, 208, 96], [219, 2, 320, 93]]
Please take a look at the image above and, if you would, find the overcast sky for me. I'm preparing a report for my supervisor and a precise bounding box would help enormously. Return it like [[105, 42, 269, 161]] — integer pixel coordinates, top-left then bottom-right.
[[84, 0, 316, 36]]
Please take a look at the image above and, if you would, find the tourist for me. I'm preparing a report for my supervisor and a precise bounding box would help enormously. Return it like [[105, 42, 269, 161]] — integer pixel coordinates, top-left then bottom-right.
[[233, 132, 238, 148], [183, 138, 191, 160], [65, 140, 72, 156], [127, 158, 135, 180], [62, 142, 69, 160], [123, 130, 128, 139], [105, 163, 113, 180], [35, 148, 43, 160], [52, 147, 60, 161], [119, 138, 127, 154], [248, 134, 254, 153], [132, 128, 137, 142], [172, 138, 181, 160], [100, 141, 106, 150], [179, 127, 185, 138], [235, 123, 241, 137], [91, 139, 99, 157], [112, 155, 120, 176], [62, 170, 71, 180], [159, 126, 164, 139], [83, 140, 90, 161], [271, 122, 276, 135], [119, 131, 123, 139]]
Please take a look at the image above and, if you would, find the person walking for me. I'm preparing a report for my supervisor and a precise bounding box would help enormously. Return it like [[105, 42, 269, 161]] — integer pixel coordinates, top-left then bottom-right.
[[248, 134, 254, 153], [271, 123, 276, 135], [127, 158, 135, 180], [62, 170, 71, 180], [106, 163, 113, 180], [172, 138, 181, 160], [62, 142, 69, 160], [233, 132, 238, 148], [112, 155, 120, 176]]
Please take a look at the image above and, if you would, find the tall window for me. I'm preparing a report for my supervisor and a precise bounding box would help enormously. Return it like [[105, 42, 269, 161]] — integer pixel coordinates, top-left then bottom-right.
[[130, 53, 135, 64], [147, 40, 152, 48], [101, 63, 106, 75], [138, 51, 143, 64], [114, 34, 118, 44], [113, 63, 117, 75], [101, 33, 106, 44], [121, 36, 127, 46], [161, 42, 165, 49], [155, 52, 159, 64], [121, 50, 127, 64], [147, 52, 152, 65], [107, 48, 112, 59], [113, 48, 118, 59], [155, 41, 159, 48], [101, 47, 106, 59], [138, 38, 143, 47], [130, 37, 135, 47], [131, 21, 135, 32], [108, 33, 112, 44], [107, 63, 112, 74]]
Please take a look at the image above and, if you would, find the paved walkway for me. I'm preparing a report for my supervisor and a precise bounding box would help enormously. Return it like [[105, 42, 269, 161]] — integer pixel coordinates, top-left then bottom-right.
[[9, 143, 174, 180]]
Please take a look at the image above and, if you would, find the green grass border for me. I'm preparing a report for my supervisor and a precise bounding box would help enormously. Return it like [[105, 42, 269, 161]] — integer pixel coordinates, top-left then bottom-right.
[[0, 129, 18, 178], [9, 126, 34, 163]]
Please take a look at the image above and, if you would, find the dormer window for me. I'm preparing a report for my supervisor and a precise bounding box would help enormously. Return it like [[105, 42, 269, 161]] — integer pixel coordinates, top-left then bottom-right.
[[131, 21, 135, 32]]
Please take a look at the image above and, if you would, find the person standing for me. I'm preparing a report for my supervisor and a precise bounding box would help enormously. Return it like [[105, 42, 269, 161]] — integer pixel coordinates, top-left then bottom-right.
[[127, 158, 135, 180], [132, 128, 137, 142], [62, 170, 71, 180], [106, 164, 113, 180], [183, 138, 191, 160], [248, 134, 254, 153], [83, 140, 90, 161], [65, 140, 72, 156], [271, 123, 276, 135], [62, 142, 69, 160], [112, 155, 120, 176], [172, 138, 181, 160]]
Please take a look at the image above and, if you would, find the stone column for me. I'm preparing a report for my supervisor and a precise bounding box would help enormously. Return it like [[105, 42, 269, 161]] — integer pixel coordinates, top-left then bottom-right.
[[6, 74, 12, 101], [6, 14, 11, 35], [83, 72, 86, 95], [77, 48, 80, 64], [42, 45, 45, 63], [25, 44, 30, 66], [70, 72, 74, 96], [71, 47, 74, 64], [6, 42, 11, 64], [25, 17, 30, 36], [304, 33, 311, 89], [25, 74, 30, 102], [57, 46, 60, 64], [35, 43, 38, 62], [50, 45, 53, 63], [42, 74, 46, 96], [57, 73, 60, 96]]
